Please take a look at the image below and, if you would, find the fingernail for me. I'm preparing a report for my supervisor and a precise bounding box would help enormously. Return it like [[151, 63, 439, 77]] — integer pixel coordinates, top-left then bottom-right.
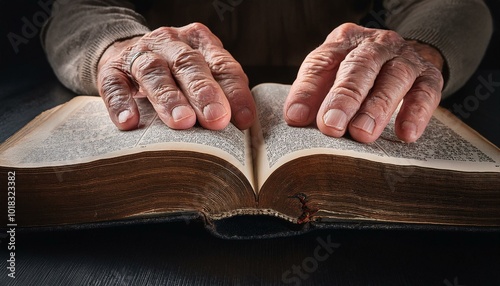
[[236, 107, 253, 123], [203, 102, 228, 122], [172, 105, 195, 122], [117, 109, 132, 124], [323, 109, 348, 130], [401, 120, 417, 138], [352, 113, 375, 134], [286, 103, 310, 123]]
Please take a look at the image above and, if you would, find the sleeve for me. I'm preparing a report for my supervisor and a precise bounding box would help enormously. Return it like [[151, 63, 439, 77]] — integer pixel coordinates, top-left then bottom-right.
[[383, 0, 493, 98], [41, 0, 151, 95]]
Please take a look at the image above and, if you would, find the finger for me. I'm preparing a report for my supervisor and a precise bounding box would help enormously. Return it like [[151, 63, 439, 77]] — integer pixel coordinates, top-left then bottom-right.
[[203, 49, 255, 130], [209, 55, 255, 130], [347, 56, 421, 143], [97, 64, 140, 130], [283, 23, 366, 127], [130, 51, 196, 129], [394, 66, 443, 142], [316, 41, 394, 137], [148, 27, 231, 130], [180, 23, 256, 129], [284, 44, 347, 126]]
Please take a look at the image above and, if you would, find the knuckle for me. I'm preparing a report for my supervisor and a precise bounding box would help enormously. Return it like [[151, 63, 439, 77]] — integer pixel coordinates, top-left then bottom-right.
[[217, 72, 249, 90], [331, 85, 364, 105], [134, 56, 165, 81], [183, 22, 220, 48], [336, 23, 361, 35], [326, 24, 358, 46], [154, 86, 182, 106], [422, 66, 444, 90], [209, 52, 242, 77], [187, 22, 211, 34], [99, 71, 126, 97], [406, 101, 433, 121], [186, 78, 220, 104], [411, 70, 444, 106], [369, 91, 394, 115], [385, 59, 417, 82], [99, 75, 130, 112], [335, 59, 378, 92], [291, 79, 321, 101], [106, 96, 130, 114], [302, 47, 340, 75], [413, 82, 441, 105], [188, 78, 214, 94], [375, 29, 404, 45], [152, 84, 178, 96], [341, 58, 379, 79], [148, 26, 177, 40], [406, 69, 443, 109], [340, 44, 389, 78], [142, 28, 179, 51], [339, 22, 360, 29], [296, 88, 318, 101], [171, 48, 204, 74], [224, 86, 249, 104], [349, 42, 389, 62], [130, 56, 183, 105]]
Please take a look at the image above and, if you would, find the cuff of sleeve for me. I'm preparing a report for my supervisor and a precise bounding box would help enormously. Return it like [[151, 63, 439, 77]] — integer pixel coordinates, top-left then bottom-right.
[[387, 1, 493, 100], [80, 22, 151, 95]]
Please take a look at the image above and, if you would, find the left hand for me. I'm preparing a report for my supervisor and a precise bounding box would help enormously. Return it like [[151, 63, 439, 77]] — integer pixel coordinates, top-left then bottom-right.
[[284, 23, 444, 143]]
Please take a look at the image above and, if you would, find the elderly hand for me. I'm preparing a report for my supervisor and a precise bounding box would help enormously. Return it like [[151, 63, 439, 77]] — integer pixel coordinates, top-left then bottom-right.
[[284, 23, 444, 143], [97, 23, 256, 131]]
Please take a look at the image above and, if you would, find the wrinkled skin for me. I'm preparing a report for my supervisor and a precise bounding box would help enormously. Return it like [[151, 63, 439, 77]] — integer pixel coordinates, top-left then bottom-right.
[[284, 23, 444, 143], [98, 23, 256, 131], [98, 22, 444, 143]]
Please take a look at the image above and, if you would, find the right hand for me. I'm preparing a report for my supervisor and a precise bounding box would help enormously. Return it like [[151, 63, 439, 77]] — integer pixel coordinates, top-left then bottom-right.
[[283, 23, 444, 143], [97, 23, 256, 131]]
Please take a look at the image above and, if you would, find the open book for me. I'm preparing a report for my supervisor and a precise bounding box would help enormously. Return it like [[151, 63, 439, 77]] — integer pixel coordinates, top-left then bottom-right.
[[1, 83, 499, 230]]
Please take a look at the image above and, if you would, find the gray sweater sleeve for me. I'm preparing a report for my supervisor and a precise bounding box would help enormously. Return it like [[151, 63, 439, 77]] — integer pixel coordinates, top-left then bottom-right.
[[383, 0, 493, 98], [43, 0, 493, 98], [41, 0, 151, 95]]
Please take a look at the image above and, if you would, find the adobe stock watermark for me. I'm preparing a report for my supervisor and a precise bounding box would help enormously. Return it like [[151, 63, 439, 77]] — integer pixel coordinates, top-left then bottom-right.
[[212, 0, 244, 21], [6, 171, 17, 279], [6, 0, 71, 54], [108, 267, 135, 286], [383, 164, 415, 192], [450, 73, 499, 120], [281, 235, 340, 285]]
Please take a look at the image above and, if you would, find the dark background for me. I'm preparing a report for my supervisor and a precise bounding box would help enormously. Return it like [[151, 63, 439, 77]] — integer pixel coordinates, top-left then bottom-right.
[[0, 1, 499, 286]]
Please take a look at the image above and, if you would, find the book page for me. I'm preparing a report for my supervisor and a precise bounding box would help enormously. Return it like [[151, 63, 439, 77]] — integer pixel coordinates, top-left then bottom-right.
[[251, 83, 500, 190], [0, 96, 253, 184]]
